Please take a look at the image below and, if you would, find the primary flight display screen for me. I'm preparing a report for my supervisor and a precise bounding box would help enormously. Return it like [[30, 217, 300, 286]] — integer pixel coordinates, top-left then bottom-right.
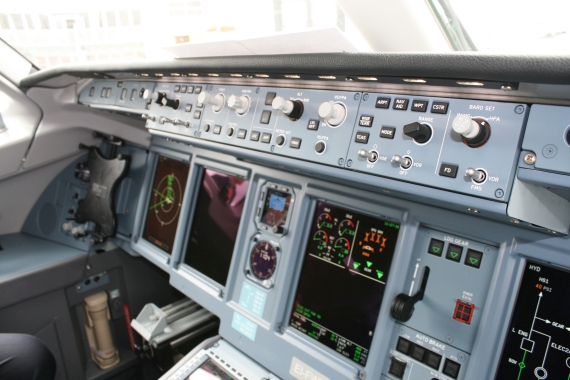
[[260, 188, 291, 228], [495, 261, 570, 380], [184, 169, 248, 286], [142, 156, 190, 254], [289, 201, 400, 366]]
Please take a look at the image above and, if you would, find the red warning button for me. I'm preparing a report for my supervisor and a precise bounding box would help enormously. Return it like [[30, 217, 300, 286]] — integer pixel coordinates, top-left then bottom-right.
[[453, 300, 474, 324]]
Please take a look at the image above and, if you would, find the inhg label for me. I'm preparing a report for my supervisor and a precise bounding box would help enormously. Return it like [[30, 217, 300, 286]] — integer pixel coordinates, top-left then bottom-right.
[[290, 357, 330, 380]]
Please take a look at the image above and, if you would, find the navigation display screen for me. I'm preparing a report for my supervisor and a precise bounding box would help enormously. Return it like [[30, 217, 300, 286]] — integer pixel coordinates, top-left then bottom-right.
[[289, 201, 400, 366], [184, 169, 248, 286], [142, 156, 190, 254], [186, 358, 237, 380], [495, 261, 570, 380], [260, 188, 291, 228]]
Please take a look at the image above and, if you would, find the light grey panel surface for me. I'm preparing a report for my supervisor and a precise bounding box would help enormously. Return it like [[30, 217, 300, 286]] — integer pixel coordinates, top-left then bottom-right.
[[522, 104, 570, 175]]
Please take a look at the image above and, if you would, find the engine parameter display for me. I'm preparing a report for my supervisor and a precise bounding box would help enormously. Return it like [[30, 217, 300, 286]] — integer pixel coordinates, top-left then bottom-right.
[[496, 261, 570, 380], [289, 201, 400, 366], [260, 188, 291, 228], [142, 156, 190, 253], [184, 168, 248, 286]]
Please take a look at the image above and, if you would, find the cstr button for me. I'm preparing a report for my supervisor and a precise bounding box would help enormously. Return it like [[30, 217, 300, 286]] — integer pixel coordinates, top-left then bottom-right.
[[431, 101, 449, 114]]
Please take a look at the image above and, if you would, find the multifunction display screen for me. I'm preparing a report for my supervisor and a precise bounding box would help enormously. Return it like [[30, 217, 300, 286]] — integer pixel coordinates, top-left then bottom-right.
[[496, 261, 570, 380], [260, 188, 291, 228], [186, 358, 237, 380], [142, 156, 190, 253], [184, 169, 248, 286], [289, 201, 400, 366]]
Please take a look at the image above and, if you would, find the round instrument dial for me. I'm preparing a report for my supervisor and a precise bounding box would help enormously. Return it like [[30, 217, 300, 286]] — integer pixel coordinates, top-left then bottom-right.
[[150, 172, 183, 226], [317, 212, 333, 229], [338, 219, 356, 237], [250, 241, 278, 280]]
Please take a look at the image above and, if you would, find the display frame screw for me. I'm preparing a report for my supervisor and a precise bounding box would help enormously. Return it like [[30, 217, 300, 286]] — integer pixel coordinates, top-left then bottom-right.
[[524, 152, 536, 165], [354, 93, 361, 101], [515, 105, 525, 114], [495, 189, 504, 198]]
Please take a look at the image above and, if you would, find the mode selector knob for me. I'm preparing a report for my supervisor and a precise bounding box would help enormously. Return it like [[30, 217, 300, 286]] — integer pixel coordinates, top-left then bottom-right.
[[403, 122, 432, 144], [151, 92, 180, 110], [272, 96, 303, 120], [227, 95, 250, 115], [452, 114, 491, 147], [318, 102, 346, 127], [198, 92, 225, 112]]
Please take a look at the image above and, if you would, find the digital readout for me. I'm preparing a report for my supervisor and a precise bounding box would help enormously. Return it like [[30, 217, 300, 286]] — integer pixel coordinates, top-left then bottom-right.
[[260, 188, 291, 228]]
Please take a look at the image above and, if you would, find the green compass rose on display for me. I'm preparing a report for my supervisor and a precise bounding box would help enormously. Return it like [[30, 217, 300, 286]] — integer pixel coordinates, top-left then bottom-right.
[[150, 172, 183, 226]]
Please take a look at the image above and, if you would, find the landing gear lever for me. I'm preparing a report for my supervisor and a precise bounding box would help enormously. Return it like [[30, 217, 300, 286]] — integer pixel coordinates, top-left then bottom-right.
[[390, 266, 430, 322]]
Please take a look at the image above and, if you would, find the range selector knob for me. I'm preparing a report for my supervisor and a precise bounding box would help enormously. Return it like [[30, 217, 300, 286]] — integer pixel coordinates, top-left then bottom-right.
[[272, 96, 303, 120], [227, 95, 250, 115], [403, 122, 432, 144], [151, 92, 180, 110], [452, 114, 491, 147], [198, 92, 225, 112], [318, 102, 346, 127]]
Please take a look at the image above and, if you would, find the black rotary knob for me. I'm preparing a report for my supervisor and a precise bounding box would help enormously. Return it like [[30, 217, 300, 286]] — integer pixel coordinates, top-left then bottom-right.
[[403, 122, 432, 144]]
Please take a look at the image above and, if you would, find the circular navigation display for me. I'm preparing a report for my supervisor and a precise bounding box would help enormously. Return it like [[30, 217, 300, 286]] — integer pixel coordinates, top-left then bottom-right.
[[250, 241, 277, 280], [151, 172, 184, 226]]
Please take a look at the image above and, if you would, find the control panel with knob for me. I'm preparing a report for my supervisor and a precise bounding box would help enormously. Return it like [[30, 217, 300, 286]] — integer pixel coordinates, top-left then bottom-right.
[[346, 92, 526, 201], [272, 96, 303, 120], [318, 101, 347, 127], [198, 92, 225, 113], [227, 94, 250, 115], [452, 114, 491, 147]]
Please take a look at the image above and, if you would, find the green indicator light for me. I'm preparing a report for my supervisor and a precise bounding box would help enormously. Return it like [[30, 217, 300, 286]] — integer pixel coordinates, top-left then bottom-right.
[[353, 262, 361, 269], [450, 251, 459, 259], [376, 270, 384, 279], [338, 261, 341, 264], [470, 258, 479, 264], [366, 261, 373, 268], [518, 362, 526, 369], [432, 246, 441, 253]]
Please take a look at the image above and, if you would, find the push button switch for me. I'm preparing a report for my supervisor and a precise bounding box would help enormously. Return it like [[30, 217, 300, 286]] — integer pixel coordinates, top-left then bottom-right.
[[428, 238, 444, 256], [375, 97, 391, 109], [358, 115, 374, 127], [446, 244, 463, 262], [425, 351, 442, 370], [396, 337, 412, 355], [355, 132, 370, 144], [307, 119, 320, 130], [442, 358, 461, 379], [388, 357, 407, 379], [431, 101, 449, 114], [453, 299, 475, 324], [439, 163, 458, 178], [393, 98, 409, 110], [465, 249, 483, 269], [380, 126, 396, 139], [411, 100, 428, 112], [411, 344, 426, 362]]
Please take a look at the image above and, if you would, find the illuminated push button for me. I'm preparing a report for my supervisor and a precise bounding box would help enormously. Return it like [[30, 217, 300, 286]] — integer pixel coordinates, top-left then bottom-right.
[[375, 97, 391, 109], [213, 125, 222, 135], [250, 131, 261, 141], [431, 101, 449, 114], [187, 86, 195, 93], [411, 100, 428, 112], [237, 129, 247, 139], [411, 344, 426, 362], [358, 115, 374, 127], [427, 238, 444, 256], [265, 92, 276, 105], [465, 249, 483, 269], [193, 111, 201, 119], [354, 131, 370, 144], [453, 300, 475, 324], [442, 358, 461, 379], [380, 126, 396, 139], [260, 110, 272, 124], [388, 357, 407, 379], [180, 85, 187, 93], [290, 138, 302, 149], [446, 244, 463, 262], [194, 86, 202, 94], [184, 104, 192, 112], [396, 337, 412, 355], [439, 163, 458, 178], [261, 133, 272, 144], [393, 98, 409, 110], [307, 119, 320, 130], [425, 351, 442, 370]]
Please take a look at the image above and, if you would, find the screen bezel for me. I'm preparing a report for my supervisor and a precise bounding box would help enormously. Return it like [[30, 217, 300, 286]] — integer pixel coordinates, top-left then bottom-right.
[[175, 157, 252, 290], [131, 148, 192, 270], [284, 197, 403, 367]]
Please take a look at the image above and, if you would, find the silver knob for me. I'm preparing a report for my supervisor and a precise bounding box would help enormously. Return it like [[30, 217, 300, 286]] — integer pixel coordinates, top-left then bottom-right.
[[392, 155, 412, 169], [272, 96, 295, 115], [452, 114, 480, 139], [198, 92, 225, 112], [465, 167, 486, 182], [318, 102, 346, 127], [227, 95, 250, 114]]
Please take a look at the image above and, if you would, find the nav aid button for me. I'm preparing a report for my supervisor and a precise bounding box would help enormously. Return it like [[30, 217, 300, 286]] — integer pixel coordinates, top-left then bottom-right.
[[393, 99, 409, 110]]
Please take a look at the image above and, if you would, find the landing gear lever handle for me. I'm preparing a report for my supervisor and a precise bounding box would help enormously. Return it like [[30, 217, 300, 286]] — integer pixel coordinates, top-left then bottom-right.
[[390, 266, 430, 322]]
